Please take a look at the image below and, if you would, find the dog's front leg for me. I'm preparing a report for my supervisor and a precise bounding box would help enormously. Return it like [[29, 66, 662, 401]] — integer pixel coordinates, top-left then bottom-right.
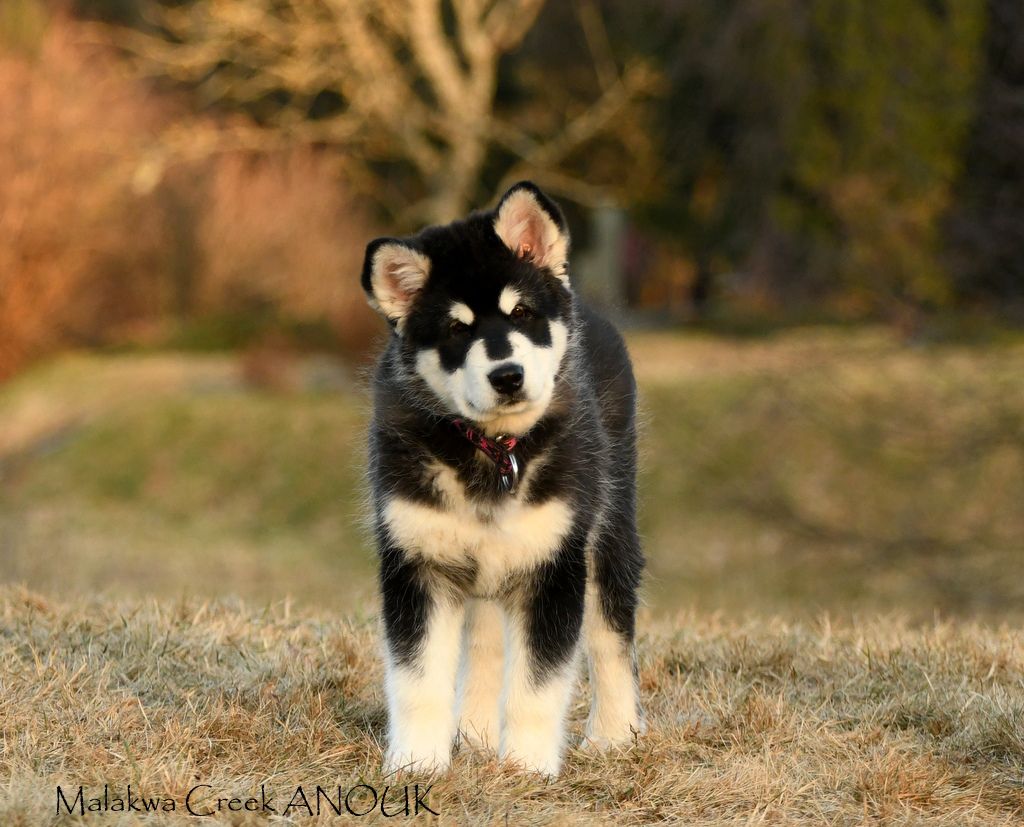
[[500, 538, 587, 776], [583, 518, 644, 748], [380, 548, 464, 774], [457, 598, 505, 750]]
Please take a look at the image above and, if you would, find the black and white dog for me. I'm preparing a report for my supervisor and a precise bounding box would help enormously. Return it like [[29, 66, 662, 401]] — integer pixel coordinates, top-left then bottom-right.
[[361, 182, 644, 776]]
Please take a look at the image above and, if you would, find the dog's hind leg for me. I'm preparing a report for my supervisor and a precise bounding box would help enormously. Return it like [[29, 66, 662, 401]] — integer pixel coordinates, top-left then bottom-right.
[[500, 536, 587, 776], [583, 521, 644, 748], [456, 598, 505, 750], [380, 546, 464, 774]]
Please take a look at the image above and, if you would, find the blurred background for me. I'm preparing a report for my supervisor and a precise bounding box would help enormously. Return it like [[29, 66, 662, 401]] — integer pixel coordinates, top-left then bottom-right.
[[1, 0, 1022, 622]]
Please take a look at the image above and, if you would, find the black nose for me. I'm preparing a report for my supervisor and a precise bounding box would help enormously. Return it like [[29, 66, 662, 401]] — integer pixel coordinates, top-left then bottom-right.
[[488, 363, 524, 395]]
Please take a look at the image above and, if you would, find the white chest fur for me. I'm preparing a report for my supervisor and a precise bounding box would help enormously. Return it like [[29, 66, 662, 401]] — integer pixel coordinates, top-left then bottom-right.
[[381, 464, 572, 595]]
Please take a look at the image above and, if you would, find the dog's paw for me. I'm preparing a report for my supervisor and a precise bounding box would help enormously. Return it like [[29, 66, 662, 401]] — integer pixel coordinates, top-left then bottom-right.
[[457, 720, 501, 754], [499, 738, 563, 777], [499, 752, 560, 778], [580, 718, 646, 752], [382, 748, 451, 776], [579, 733, 627, 752]]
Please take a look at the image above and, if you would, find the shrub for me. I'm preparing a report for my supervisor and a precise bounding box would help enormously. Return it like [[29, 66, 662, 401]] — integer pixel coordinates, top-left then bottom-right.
[[0, 12, 170, 379], [0, 12, 380, 380]]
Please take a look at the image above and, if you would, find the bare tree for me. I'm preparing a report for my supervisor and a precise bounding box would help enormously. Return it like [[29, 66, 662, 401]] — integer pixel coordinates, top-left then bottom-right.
[[121, 0, 657, 226]]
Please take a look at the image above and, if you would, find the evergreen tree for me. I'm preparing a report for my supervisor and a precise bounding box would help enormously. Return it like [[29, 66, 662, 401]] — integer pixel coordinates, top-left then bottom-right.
[[948, 0, 1024, 305]]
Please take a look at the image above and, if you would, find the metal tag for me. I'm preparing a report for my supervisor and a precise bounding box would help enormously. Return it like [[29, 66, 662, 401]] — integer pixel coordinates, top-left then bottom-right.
[[499, 452, 519, 494]]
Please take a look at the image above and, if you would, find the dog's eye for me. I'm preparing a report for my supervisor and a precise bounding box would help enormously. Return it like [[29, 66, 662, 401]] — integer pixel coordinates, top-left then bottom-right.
[[510, 304, 533, 321], [448, 319, 470, 336]]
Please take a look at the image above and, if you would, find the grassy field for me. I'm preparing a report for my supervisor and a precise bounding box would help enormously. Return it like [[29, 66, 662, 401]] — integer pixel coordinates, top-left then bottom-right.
[[2, 587, 1023, 825], [2, 328, 1024, 823], [1, 327, 1022, 620]]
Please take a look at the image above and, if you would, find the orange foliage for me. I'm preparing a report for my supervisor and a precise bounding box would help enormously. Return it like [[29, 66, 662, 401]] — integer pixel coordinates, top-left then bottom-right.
[[0, 17, 170, 379], [0, 15, 379, 381], [196, 151, 378, 360]]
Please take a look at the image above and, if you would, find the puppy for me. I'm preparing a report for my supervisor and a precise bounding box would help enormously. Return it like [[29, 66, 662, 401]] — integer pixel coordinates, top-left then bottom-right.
[[361, 182, 643, 776]]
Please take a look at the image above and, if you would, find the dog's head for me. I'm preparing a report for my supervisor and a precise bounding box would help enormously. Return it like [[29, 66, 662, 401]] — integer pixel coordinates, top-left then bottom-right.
[[361, 182, 573, 434]]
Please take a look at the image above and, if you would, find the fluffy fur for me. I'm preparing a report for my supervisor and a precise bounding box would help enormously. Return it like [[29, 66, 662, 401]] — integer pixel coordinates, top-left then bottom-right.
[[361, 181, 644, 776]]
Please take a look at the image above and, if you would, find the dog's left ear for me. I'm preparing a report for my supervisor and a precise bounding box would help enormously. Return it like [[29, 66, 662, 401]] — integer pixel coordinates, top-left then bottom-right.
[[493, 181, 570, 285], [361, 238, 431, 329]]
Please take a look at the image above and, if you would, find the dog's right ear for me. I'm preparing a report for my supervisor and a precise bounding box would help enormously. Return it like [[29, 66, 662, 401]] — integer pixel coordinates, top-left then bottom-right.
[[361, 238, 431, 328], [493, 181, 570, 285]]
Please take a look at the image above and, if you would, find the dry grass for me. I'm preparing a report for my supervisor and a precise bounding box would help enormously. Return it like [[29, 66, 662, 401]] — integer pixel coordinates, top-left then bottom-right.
[[2, 328, 1023, 621], [2, 330, 1023, 823], [631, 327, 1024, 620], [2, 587, 1023, 825]]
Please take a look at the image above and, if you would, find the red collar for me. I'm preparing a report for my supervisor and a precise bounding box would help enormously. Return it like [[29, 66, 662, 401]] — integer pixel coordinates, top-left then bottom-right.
[[451, 418, 520, 493]]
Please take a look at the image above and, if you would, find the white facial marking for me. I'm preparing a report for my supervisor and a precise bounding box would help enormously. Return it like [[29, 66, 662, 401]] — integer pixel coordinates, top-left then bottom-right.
[[449, 302, 475, 326], [498, 287, 521, 316], [415, 340, 499, 420], [462, 339, 496, 415], [414, 318, 570, 435], [415, 349, 459, 411]]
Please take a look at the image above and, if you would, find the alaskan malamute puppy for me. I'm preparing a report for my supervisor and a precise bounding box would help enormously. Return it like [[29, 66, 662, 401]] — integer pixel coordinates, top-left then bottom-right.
[[361, 182, 644, 776]]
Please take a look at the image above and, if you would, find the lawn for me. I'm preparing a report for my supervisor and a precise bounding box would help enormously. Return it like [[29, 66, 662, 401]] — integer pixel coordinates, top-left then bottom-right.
[[2, 327, 1024, 824], [1, 326, 1022, 620], [2, 588, 1023, 825]]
